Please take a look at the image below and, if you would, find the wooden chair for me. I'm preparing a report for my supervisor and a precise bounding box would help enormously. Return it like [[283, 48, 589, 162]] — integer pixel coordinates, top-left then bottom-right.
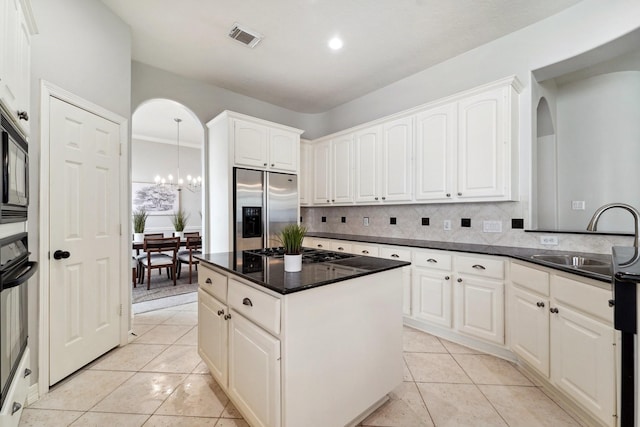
[[139, 237, 180, 290], [177, 235, 202, 284], [135, 233, 164, 284]]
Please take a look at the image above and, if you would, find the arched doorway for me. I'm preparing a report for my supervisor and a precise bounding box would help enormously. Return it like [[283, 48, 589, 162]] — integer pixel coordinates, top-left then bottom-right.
[[131, 99, 205, 311]]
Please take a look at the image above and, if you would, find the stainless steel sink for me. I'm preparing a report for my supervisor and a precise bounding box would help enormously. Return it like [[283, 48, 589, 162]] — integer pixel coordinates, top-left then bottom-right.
[[530, 254, 611, 276]]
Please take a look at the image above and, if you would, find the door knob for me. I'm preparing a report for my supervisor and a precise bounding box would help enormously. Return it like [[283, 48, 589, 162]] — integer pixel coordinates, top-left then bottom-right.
[[53, 250, 70, 260]]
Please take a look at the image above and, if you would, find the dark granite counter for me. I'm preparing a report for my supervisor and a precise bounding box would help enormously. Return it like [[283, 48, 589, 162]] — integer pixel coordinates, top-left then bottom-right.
[[196, 251, 410, 295], [307, 232, 613, 283]]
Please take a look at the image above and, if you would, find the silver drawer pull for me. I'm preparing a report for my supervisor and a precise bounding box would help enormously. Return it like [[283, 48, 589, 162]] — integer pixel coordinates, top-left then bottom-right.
[[12, 402, 21, 415], [472, 264, 486, 270], [317, 244, 323, 248], [205, 278, 212, 284], [243, 297, 253, 307], [217, 309, 224, 316], [362, 250, 369, 254], [24, 368, 31, 378], [427, 258, 438, 263], [391, 254, 400, 258], [337, 247, 344, 251]]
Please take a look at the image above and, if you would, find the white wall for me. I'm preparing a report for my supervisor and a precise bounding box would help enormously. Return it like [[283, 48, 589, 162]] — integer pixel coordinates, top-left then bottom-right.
[[556, 71, 640, 231], [28, 0, 131, 388], [131, 139, 202, 234]]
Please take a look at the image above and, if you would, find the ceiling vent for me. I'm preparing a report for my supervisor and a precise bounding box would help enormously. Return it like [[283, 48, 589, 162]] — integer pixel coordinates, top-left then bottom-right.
[[228, 23, 263, 48]]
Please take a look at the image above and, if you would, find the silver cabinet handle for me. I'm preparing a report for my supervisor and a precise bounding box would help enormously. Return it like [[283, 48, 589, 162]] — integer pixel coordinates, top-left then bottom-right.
[[205, 278, 212, 284], [458, 192, 462, 196], [550, 307, 559, 314], [217, 309, 224, 316], [444, 276, 450, 280], [224, 313, 232, 320], [17, 111, 29, 121], [242, 297, 253, 307], [12, 402, 21, 415], [271, 163, 275, 167], [382, 197, 386, 200], [337, 247, 344, 251], [457, 278, 463, 283], [427, 258, 438, 263], [446, 193, 451, 197], [263, 163, 268, 166], [24, 368, 31, 378], [391, 254, 400, 258], [374, 197, 378, 200], [472, 264, 486, 270], [317, 244, 323, 248], [536, 301, 545, 308], [362, 250, 369, 254]]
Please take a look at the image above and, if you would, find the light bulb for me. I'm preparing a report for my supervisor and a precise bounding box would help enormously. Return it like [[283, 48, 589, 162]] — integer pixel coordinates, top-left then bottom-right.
[[154, 175, 161, 184]]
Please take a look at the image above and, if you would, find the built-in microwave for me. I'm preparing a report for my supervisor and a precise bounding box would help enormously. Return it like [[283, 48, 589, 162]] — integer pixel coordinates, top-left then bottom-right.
[[0, 112, 28, 223]]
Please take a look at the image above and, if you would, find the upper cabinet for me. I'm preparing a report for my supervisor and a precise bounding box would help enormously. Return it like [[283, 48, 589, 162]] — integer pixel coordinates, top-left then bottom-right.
[[303, 76, 521, 207], [299, 139, 311, 205], [0, 0, 35, 136], [312, 135, 354, 205], [234, 118, 300, 173]]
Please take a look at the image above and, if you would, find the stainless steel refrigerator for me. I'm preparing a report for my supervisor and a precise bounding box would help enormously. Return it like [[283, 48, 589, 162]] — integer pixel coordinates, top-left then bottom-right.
[[234, 167, 298, 254]]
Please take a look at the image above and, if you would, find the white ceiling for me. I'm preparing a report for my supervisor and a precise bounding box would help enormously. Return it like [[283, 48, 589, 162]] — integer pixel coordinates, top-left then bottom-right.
[[101, 0, 582, 114]]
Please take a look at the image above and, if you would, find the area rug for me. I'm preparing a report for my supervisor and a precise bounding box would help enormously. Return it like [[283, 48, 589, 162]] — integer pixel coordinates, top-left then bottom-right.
[[132, 273, 199, 304]]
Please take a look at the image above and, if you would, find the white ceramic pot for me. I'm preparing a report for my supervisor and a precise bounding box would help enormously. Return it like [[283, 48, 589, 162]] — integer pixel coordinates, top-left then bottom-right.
[[133, 233, 144, 243], [174, 231, 184, 239], [284, 254, 302, 272]]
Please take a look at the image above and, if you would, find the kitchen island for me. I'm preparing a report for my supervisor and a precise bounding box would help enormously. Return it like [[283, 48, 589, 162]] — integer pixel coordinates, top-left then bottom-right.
[[196, 248, 410, 427]]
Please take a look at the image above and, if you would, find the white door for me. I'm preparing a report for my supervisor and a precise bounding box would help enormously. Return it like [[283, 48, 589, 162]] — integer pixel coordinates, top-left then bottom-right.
[[454, 275, 504, 344], [412, 267, 452, 327], [48, 97, 121, 385], [510, 287, 550, 376], [198, 289, 228, 387]]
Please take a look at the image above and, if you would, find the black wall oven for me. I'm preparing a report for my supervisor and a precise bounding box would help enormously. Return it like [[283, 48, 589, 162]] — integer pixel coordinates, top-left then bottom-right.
[[0, 232, 37, 411], [0, 111, 28, 223]]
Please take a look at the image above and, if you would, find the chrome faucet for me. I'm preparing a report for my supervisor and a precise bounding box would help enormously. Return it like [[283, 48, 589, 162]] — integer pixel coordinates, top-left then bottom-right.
[[586, 203, 640, 248]]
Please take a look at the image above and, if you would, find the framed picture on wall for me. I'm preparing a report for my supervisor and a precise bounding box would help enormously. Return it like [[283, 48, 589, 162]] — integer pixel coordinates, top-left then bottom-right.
[[132, 182, 179, 216]]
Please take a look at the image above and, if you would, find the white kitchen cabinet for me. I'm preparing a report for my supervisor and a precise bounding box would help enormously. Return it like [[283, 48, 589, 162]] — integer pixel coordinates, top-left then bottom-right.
[[198, 288, 228, 386], [329, 240, 352, 253], [415, 78, 520, 203], [299, 140, 311, 205], [234, 118, 299, 173], [312, 135, 354, 204], [228, 311, 281, 427], [415, 103, 456, 201], [509, 262, 616, 427], [454, 255, 505, 344], [411, 249, 453, 327], [0, 0, 33, 136], [354, 117, 413, 204], [350, 242, 379, 257]]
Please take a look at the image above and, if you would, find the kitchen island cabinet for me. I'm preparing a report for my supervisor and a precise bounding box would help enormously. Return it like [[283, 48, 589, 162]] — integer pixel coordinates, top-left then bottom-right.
[[197, 251, 408, 427]]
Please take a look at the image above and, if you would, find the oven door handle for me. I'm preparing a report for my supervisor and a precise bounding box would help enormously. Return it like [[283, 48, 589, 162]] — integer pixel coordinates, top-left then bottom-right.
[[3, 261, 38, 289]]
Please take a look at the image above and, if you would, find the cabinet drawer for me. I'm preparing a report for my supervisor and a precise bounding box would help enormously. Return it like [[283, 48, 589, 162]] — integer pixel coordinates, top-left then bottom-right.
[[311, 238, 331, 250], [329, 240, 353, 253], [379, 246, 411, 262], [511, 262, 550, 296], [412, 249, 452, 271], [352, 243, 379, 257], [199, 265, 228, 302], [229, 279, 281, 335], [456, 255, 504, 280], [551, 275, 612, 324]]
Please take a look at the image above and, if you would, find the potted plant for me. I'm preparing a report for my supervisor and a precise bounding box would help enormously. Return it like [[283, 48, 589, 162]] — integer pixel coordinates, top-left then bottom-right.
[[132, 208, 148, 242], [171, 208, 189, 239], [278, 224, 307, 272]]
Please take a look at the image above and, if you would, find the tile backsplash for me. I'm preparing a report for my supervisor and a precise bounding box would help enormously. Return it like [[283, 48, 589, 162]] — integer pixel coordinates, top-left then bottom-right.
[[301, 202, 633, 254]]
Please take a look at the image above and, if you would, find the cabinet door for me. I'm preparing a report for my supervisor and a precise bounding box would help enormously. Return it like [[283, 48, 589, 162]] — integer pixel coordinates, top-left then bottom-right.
[[229, 311, 281, 427], [412, 267, 452, 327], [550, 302, 616, 426], [454, 275, 504, 344], [331, 135, 354, 203], [379, 247, 412, 316], [269, 128, 298, 172], [457, 87, 507, 199], [312, 141, 331, 204], [415, 104, 456, 201], [234, 119, 269, 169], [354, 126, 381, 203], [197, 289, 228, 387], [299, 141, 311, 205], [382, 117, 413, 202], [510, 286, 550, 377]]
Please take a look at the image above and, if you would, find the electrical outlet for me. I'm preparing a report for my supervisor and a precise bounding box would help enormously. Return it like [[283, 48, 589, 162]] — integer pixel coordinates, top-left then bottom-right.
[[571, 201, 586, 210], [540, 235, 559, 245], [363, 217, 369, 227], [443, 220, 451, 231], [483, 220, 502, 233]]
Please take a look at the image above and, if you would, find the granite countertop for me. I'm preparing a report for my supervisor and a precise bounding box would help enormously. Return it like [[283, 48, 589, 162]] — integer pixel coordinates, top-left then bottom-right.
[[196, 251, 410, 295], [612, 247, 640, 283], [307, 232, 613, 283]]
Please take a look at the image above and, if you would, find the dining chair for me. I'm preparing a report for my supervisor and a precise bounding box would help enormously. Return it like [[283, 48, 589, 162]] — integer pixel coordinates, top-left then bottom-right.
[[177, 235, 202, 284], [139, 236, 180, 290], [135, 233, 165, 284]]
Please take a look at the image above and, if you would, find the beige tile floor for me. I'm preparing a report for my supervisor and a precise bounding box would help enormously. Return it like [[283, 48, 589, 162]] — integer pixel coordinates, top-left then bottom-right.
[[20, 302, 583, 427]]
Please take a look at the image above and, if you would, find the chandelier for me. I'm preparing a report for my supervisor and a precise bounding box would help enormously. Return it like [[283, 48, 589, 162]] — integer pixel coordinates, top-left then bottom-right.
[[154, 117, 202, 192]]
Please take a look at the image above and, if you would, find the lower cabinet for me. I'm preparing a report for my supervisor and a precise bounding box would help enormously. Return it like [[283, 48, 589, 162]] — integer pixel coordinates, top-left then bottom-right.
[[198, 289, 228, 386], [379, 246, 412, 316], [454, 274, 505, 344], [509, 262, 616, 427], [411, 249, 453, 327], [228, 311, 281, 427]]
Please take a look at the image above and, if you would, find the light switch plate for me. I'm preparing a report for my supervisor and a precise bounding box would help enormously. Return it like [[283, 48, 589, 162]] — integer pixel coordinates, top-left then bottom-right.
[[363, 217, 369, 226], [540, 235, 559, 245], [571, 201, 586, 210], [443, 220, 451, 231]]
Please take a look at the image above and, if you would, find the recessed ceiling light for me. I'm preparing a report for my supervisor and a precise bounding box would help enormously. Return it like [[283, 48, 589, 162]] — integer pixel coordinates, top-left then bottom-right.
[[328, 37, 343, 50]]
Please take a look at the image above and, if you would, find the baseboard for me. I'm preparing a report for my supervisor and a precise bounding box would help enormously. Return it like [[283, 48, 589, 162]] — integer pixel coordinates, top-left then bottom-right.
[[27, 383, 39, 406]]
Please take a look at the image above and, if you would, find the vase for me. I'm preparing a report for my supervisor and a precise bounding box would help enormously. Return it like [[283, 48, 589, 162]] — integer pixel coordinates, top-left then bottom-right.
[[174, 231, 184, 239], [133, 233, 144, 243], [284, 254, 302, 272]]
